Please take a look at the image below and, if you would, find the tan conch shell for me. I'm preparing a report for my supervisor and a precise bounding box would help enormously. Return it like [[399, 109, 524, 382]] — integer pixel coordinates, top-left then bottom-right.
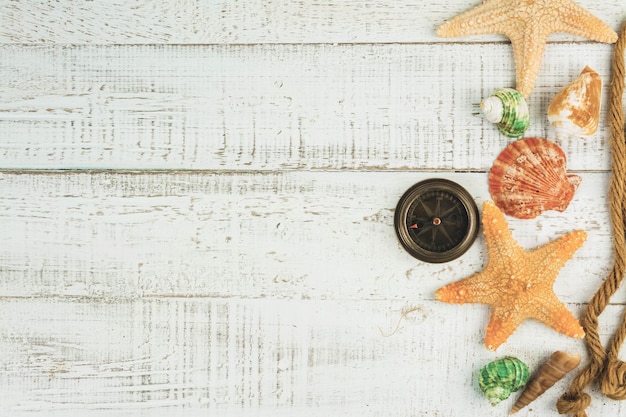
[[489, 137, 581, 219], [547, 66, 602, 139], [510, 351, 581, 414]]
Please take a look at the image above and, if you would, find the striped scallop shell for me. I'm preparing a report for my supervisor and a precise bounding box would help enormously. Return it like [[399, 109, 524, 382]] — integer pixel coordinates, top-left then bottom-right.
[[480, 88, 530, 138], [489, 138, 581, 219], [478, 357, 530, 406], [548, 66, 602, 139]]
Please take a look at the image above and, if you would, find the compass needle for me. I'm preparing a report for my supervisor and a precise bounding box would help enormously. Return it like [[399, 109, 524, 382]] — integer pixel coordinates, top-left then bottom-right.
[[440, 202, 461, 218], [420, 199, 435, 217], [430, 227, 438, 246], [438, 224, 455, 245]]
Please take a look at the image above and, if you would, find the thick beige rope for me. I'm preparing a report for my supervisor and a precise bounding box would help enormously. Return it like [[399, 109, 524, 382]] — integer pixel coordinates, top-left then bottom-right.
[[557, 22, 626, 417], [600, 20, 626, 401]]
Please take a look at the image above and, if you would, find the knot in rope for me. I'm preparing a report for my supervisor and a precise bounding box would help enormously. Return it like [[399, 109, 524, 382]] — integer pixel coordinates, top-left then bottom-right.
[[556, 392, 591, 417], [600, 359, 626, 400]]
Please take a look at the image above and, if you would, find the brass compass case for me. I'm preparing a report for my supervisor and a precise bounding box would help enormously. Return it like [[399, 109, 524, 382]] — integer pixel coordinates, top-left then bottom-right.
[[394, 179, 480, 263]]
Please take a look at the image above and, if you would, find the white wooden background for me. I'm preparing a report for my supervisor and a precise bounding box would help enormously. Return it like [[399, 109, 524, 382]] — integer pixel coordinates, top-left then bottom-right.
[[1, 1, 626, 416]]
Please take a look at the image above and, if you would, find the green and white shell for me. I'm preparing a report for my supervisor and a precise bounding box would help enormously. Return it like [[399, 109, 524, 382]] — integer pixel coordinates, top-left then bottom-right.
[[480, 88, 530, 138], [478, 356, 530, 406]]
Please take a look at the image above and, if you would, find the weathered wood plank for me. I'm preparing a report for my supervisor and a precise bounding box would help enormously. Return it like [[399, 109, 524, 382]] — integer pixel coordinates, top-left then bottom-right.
[[0, 0, 622, 44], [1, 298, 624, 416], [3, 1, 624, 417], [0, 44, 618, 171], [0, 171, 615, 303]]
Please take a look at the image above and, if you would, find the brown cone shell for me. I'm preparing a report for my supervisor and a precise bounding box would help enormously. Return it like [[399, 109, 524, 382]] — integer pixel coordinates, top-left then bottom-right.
[[510, 351, 581, 414]]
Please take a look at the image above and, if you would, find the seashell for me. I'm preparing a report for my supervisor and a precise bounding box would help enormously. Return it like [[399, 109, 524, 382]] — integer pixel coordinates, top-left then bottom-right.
[[511, 351, 581, 414], [480, 88, 530, 138], [548, 66, 602, 139], [488, 137, 581, 219], [478, 357, 530, 406]]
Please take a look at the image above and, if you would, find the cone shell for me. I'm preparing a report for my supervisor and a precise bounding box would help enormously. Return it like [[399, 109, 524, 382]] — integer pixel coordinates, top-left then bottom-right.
[[511, 351, 581, 414], [548, 66, 602, 139], [488, 138, 581, 219], [481, 88, 530, 138], [478, 357, 530, 406]]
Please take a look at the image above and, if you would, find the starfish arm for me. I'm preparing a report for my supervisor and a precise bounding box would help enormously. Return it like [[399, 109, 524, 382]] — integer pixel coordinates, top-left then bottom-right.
[[556, 0, 618, 43], [530, 230, 587, 274], [509, 25, 551, 98], [484, 306, 526, 351], [482, 201, 522, 256], [436, 0, 512, 38], [533, 294, 585, 338], [435, 273, 493, 304]]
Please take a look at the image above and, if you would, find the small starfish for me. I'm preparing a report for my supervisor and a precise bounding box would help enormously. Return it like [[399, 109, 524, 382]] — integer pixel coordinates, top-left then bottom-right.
[[436, 0, 618, 97], [435, 201, 586, 351]]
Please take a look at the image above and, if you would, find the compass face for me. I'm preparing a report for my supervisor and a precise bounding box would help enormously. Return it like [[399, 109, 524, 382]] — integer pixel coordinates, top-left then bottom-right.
[[394, 179, 480, 263]]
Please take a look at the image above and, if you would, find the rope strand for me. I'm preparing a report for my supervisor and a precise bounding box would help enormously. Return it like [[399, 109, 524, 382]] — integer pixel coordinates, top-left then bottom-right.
[[600, 20, 626, 402]]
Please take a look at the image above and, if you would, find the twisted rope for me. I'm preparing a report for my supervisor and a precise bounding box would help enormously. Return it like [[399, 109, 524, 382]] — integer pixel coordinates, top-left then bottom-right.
[[557, 22, 626, 417], [600, 19, 626, 401]]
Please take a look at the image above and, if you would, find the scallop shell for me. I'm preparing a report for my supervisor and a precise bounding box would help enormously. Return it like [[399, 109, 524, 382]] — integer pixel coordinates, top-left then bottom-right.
[[511, 351, 581, 414], [480, 88, 530, 138], [478, 357, 530, 406], [488, 137, 581, 219], [548, 66, 602, 139]]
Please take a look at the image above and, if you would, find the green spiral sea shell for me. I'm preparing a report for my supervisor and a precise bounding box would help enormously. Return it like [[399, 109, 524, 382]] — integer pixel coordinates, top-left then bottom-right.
[[480, 88, 530, 138], [478, 356, 529, 406]]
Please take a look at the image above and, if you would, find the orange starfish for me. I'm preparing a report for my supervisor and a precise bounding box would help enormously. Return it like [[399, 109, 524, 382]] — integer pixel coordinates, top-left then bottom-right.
[[436, 0, 617, 98], [435, 201, 586, 350]]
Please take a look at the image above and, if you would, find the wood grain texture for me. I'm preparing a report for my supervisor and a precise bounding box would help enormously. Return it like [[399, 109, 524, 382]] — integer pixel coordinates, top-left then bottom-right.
[[3, 1, 626, 416], [1, 298, 625, 417], [0, 171, 614, 303], [0, 0, 623, 44], [0, 43, 619, 171]]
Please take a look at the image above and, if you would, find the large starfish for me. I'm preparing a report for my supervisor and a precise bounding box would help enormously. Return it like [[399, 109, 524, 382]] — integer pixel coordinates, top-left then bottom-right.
[[436, 0, 617, 98], [435, 201, 586, 351]]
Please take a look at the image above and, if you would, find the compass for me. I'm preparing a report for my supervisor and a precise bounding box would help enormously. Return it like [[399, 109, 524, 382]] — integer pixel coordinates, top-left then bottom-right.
[[394, 178, 480, 263]]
